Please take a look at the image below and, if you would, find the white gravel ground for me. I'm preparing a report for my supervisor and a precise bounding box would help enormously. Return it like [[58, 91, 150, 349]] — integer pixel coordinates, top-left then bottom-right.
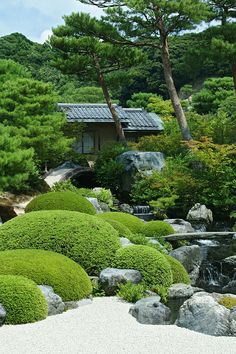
[[1, 297, 236, 354]]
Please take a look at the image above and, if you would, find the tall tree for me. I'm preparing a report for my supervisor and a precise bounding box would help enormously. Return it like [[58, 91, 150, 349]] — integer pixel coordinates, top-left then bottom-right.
[[50, 12, 145, 144], [208, 0, 236, 24], [79, 0, 209, 141]]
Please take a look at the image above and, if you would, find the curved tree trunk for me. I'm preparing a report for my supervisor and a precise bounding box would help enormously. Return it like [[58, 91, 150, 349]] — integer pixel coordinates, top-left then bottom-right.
[[93, 55, 127, 145], [160, 34, 192, 141]]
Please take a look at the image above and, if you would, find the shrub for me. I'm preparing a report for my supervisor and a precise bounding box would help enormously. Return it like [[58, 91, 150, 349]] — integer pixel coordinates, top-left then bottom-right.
[[25, 191, 96, 215], [113, 245, 173, 288], [0, 275, 47, 324], [0, 249, 92, 301], [142, 221, 175, 239], [0, 210, 120, 275], [98, 212, 144, 234], [117, 281, 146, 303], [164, 255, 190, 285], [127, 233, 148, 245], [218, 297, 236, 309], [100, 218, 133, 238]]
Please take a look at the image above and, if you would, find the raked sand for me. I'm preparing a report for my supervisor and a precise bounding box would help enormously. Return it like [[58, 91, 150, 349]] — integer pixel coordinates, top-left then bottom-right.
[[1, 297, 236, 354]]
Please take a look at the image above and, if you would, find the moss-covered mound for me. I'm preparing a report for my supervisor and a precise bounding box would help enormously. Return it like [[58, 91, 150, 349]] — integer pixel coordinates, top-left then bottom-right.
[[98, 212, 144, 234], [113, 245, 173, 288], [0, 249, 92, 301], [218, 297, 236, 309], [0, 275, 47, 324], [142, 221, 175, 239], [25, 191, 96, 215], [164, 254, 190, 285], [100, 218, 133, 238], [0, 210, 120, 275]]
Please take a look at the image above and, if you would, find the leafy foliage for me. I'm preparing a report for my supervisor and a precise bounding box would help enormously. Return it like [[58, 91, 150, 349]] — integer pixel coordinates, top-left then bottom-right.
[[165, 255, 190, 285], [98, 212, 144, 234], [117, 281, 146, 303], [142, 221, 175, 239]]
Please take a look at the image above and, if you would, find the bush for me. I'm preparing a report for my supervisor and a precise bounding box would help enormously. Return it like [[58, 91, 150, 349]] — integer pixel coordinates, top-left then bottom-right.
[[0, 275, 47, 324], [117, 281, 146, 303], [164, 255, 190, 285], [113, 245, 173, 288], [0, 210, 120, 275], [142, 221, 175, 239], [218, 297, 236, 309], [127, 233, 148, 245], [100, 218, 133, 238], [0, 249, 92, 301], [98, 212, 144, 234], [25, 191, 96, 215]]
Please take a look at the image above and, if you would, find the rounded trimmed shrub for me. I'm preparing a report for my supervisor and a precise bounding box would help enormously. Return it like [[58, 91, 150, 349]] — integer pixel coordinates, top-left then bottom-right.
[[25, 191, 96, 215], [164, 254, 190, 285], [142, 221, 175, 239], [0, 210, 120, 275], [0, 275, 47, 324], [100, 218, 133, 238], [98, 212, 144, 233], [0, 249, 92, 301], [113, 245, 173, 288]]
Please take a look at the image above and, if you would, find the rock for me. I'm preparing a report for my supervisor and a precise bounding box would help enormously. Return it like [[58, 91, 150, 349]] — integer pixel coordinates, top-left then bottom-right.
[[187, 203, 213, 224], [164, 219, 194, 233], [176, 293, 231, 336], [86, 197, 103, 214], [148, 239, 168, 253], [38, 285, 65, 316], [119, 203, 134, 214], [129, 297, 171, 325], [116, 151, 165, 192], [99, 268, 142, 295], [64, 301, 79, 311], [0, 193, 33, 222], [90, 276, 99, 287], [223, 280, 236, 294], [168, 283, 203, 299], [120, 237, 134, 247], [170, 245, 202, 285], [229, 307, 236, 336], [223, 255, 236, 270], [0, 304, 6, 326], [98, 201, 110, 213]]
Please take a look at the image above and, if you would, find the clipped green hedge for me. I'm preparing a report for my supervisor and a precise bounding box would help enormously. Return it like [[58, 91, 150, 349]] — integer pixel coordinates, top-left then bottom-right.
[[98, 212, 144, 234], [0, 249, 92, 301], [165, 254, 190, 285], [113, 245, 173, 288], [100, 218, 133, 238], [142, 221, 175, 239], [0, 275, 47, 324], [0, 210, 120, 275], [25, 191, 96, 215]]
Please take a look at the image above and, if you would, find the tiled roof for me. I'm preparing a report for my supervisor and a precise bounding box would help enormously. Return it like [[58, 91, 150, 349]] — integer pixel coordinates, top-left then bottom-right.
[[58, 103, 163, 131]]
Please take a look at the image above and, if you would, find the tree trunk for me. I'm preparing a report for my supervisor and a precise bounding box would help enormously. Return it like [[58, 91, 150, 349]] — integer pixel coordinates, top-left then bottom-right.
[[93, 55, 127, 145], [231, 63, 236, 93], [159, 33, 192, 141]]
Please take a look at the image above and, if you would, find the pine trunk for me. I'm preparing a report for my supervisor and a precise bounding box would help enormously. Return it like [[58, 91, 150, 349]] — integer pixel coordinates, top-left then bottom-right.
[[93, 55, 127, 145], [160, 34, 192, 141], [231, 63, 236, 93]]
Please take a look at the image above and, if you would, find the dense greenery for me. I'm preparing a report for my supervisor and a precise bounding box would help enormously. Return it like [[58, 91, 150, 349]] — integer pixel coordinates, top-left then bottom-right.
[[98, 212, 144, 234], [117, 281, 146, 303], [0, 275, 47, 324], [165, 255, 190, 285], [113, 245, 173, 288], [100, 219, 133, 238], [0, 249, 92, 301], [0, 211, 120, 275], [141, 221, 175, 239], [25, 191, 96, 215]]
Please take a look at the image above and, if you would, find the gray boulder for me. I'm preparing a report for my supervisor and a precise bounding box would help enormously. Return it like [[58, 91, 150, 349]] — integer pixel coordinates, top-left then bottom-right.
[[38, 285, 65, 316], [164, 219, 194, 233], [86, 197, 103, 214], [119, 203, 134, 214], [98, 201, 110, 213], [223, 255, 236, 269], [223, 280, 236, 294], [230, 308, 236, 336], [0, 304, 6, 326], [187, 203, 213, 224], [129, 297, 171, 325], [99, 268, 142, 295], [120, 237, 134, 247], [170, 245, 202, 285], [176, 293, 231, 336], [168, 283, 203, 299]]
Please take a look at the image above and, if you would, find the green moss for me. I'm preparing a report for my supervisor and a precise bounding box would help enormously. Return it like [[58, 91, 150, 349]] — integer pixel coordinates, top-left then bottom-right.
[[218, 297, 236, 309], [0, 249, 92, 301], [0, 210, 120, 275], [98, 212, 144, 233], [127, 233, 148, 245], [0, 275, 47, 324], [117, 282, 146, 303], [164, 254, 190, 285], [101, 218, 133, 238], [113, 245, 173, 288], [142, 221, 175, 239], [25, 191, 96, 215]]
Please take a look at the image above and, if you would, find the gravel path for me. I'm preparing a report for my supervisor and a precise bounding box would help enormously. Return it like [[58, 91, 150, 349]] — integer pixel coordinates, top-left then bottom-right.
[[1, 297, 235, 354]]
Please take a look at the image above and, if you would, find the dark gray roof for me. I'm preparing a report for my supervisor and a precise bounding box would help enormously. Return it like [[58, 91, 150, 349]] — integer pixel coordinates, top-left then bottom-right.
[[58, 103, 163, 131]]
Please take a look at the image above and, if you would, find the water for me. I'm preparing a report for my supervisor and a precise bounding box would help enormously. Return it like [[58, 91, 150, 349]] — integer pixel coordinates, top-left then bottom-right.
[[133, 205, 155, 221]]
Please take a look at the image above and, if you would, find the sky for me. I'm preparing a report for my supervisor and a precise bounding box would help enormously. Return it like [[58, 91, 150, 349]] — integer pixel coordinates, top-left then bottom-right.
[[0, 0, 103, 43]]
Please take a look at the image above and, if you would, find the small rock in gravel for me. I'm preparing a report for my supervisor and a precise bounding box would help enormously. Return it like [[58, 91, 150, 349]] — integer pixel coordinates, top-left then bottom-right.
[[0, 304, 6, 326], [38, 285, 65, 316]]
